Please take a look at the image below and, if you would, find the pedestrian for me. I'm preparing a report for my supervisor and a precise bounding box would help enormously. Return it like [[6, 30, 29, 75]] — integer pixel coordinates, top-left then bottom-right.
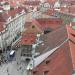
[[19, 66, 22, 70], [8, 73, 9, 75], [7, 67, 9, 73]]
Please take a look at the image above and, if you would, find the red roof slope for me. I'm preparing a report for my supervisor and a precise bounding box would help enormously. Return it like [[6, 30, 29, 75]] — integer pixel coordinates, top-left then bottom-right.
[[36, 26, 68, 54], [44, 9, 55, 15], [0, 22, 5, 32], [32, 41, 73, 75], [66, 25, 75, 69], [32, 18, 62, 30], [19, 33, 36, 45], [46, 0, 57, 4], [24, 0, 40, 6]]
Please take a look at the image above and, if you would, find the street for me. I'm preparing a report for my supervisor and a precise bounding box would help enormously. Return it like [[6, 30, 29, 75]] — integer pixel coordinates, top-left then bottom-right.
[[0, 49, 28, 75]]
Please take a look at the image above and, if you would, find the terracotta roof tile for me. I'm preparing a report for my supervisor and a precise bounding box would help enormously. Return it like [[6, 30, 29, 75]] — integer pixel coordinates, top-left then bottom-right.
[[69, 5, 75, 14], [32, 18, 62, 30], [0, 13, 9, 22], [19, 33, 36, 45], [24, 0, 40, 6], [4, 7, 24, 18], [25, 22, 32, 28], [0, 6, 3, 10], [0, 22, 5, 32], [66, 25, 75, 69], [36, 26, 68, 54], [44, 9, 55, 15], [46, 0, 57, 4]]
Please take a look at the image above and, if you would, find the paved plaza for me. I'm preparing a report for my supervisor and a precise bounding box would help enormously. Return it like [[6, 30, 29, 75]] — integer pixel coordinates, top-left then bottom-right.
[[0, 49, 28, 75]]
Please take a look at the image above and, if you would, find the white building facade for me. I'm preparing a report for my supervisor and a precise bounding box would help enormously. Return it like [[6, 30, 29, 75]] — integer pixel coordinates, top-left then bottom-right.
[[0, 8, 26, 51]]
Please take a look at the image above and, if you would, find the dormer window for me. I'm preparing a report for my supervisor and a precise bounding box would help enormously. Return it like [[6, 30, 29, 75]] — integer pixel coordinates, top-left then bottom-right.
[[46, 60, 50, 64], [32, 25, 35, 28], [33, 71, 37, 74], [43, 70, 49, 75]]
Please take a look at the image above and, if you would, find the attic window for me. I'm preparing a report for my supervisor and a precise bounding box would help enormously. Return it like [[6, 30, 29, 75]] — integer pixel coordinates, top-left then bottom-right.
[[31, 40, 34, 42], [43, 70, 49, 75], [46, 60, 50, 64], [33, 71, 37, 74], [32, 25, 35, 28], [44, 28, 53, 34]]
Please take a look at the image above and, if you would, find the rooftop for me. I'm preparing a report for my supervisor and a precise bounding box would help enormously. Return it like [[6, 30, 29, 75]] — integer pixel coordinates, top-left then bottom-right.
[[18, 33, 36, 45], [35, 26, 68, 54]]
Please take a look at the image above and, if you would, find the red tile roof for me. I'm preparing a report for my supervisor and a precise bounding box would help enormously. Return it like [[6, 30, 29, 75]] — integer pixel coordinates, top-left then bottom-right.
[[46, 0, 57, 4], [0, 0, 3, 2], [8, 9, 17, 18], [18, 33, 36, 45], [0, 13, 9, 22], [32, 41, 73, 75], [9, 0, 17, 7], [8, 7, 24, 18], [60, 7, 69, 12], [69, 5, 75, 14], [0, 6, 3, 10], [24, 0, 40, 6], [0, 7, 25, 21], [61, 0, 75, 2], [32, 18, 62, 30], [44, 9, 55, 15], [60, 0, 75, 5], [66, 24, 75, 69], [0, 22, 5, 32]]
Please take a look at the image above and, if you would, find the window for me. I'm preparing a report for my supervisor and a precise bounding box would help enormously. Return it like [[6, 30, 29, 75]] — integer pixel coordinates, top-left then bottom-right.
[[32, 25, 35, 28], [43, 71, 49, 75], [46, 60, 50, 64], [44, 28, 53, 34], [33, 71, 37, 74], [25, 39, 27, 42]]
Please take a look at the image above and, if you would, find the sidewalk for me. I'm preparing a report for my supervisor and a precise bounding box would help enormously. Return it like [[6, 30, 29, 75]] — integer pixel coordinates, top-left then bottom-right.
[[0, 48, 28, 75], [0, 60, 27, 75]]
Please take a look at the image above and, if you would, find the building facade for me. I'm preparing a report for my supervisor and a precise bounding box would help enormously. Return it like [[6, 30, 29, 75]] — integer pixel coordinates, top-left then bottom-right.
[[0, 6, 26, 51]]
